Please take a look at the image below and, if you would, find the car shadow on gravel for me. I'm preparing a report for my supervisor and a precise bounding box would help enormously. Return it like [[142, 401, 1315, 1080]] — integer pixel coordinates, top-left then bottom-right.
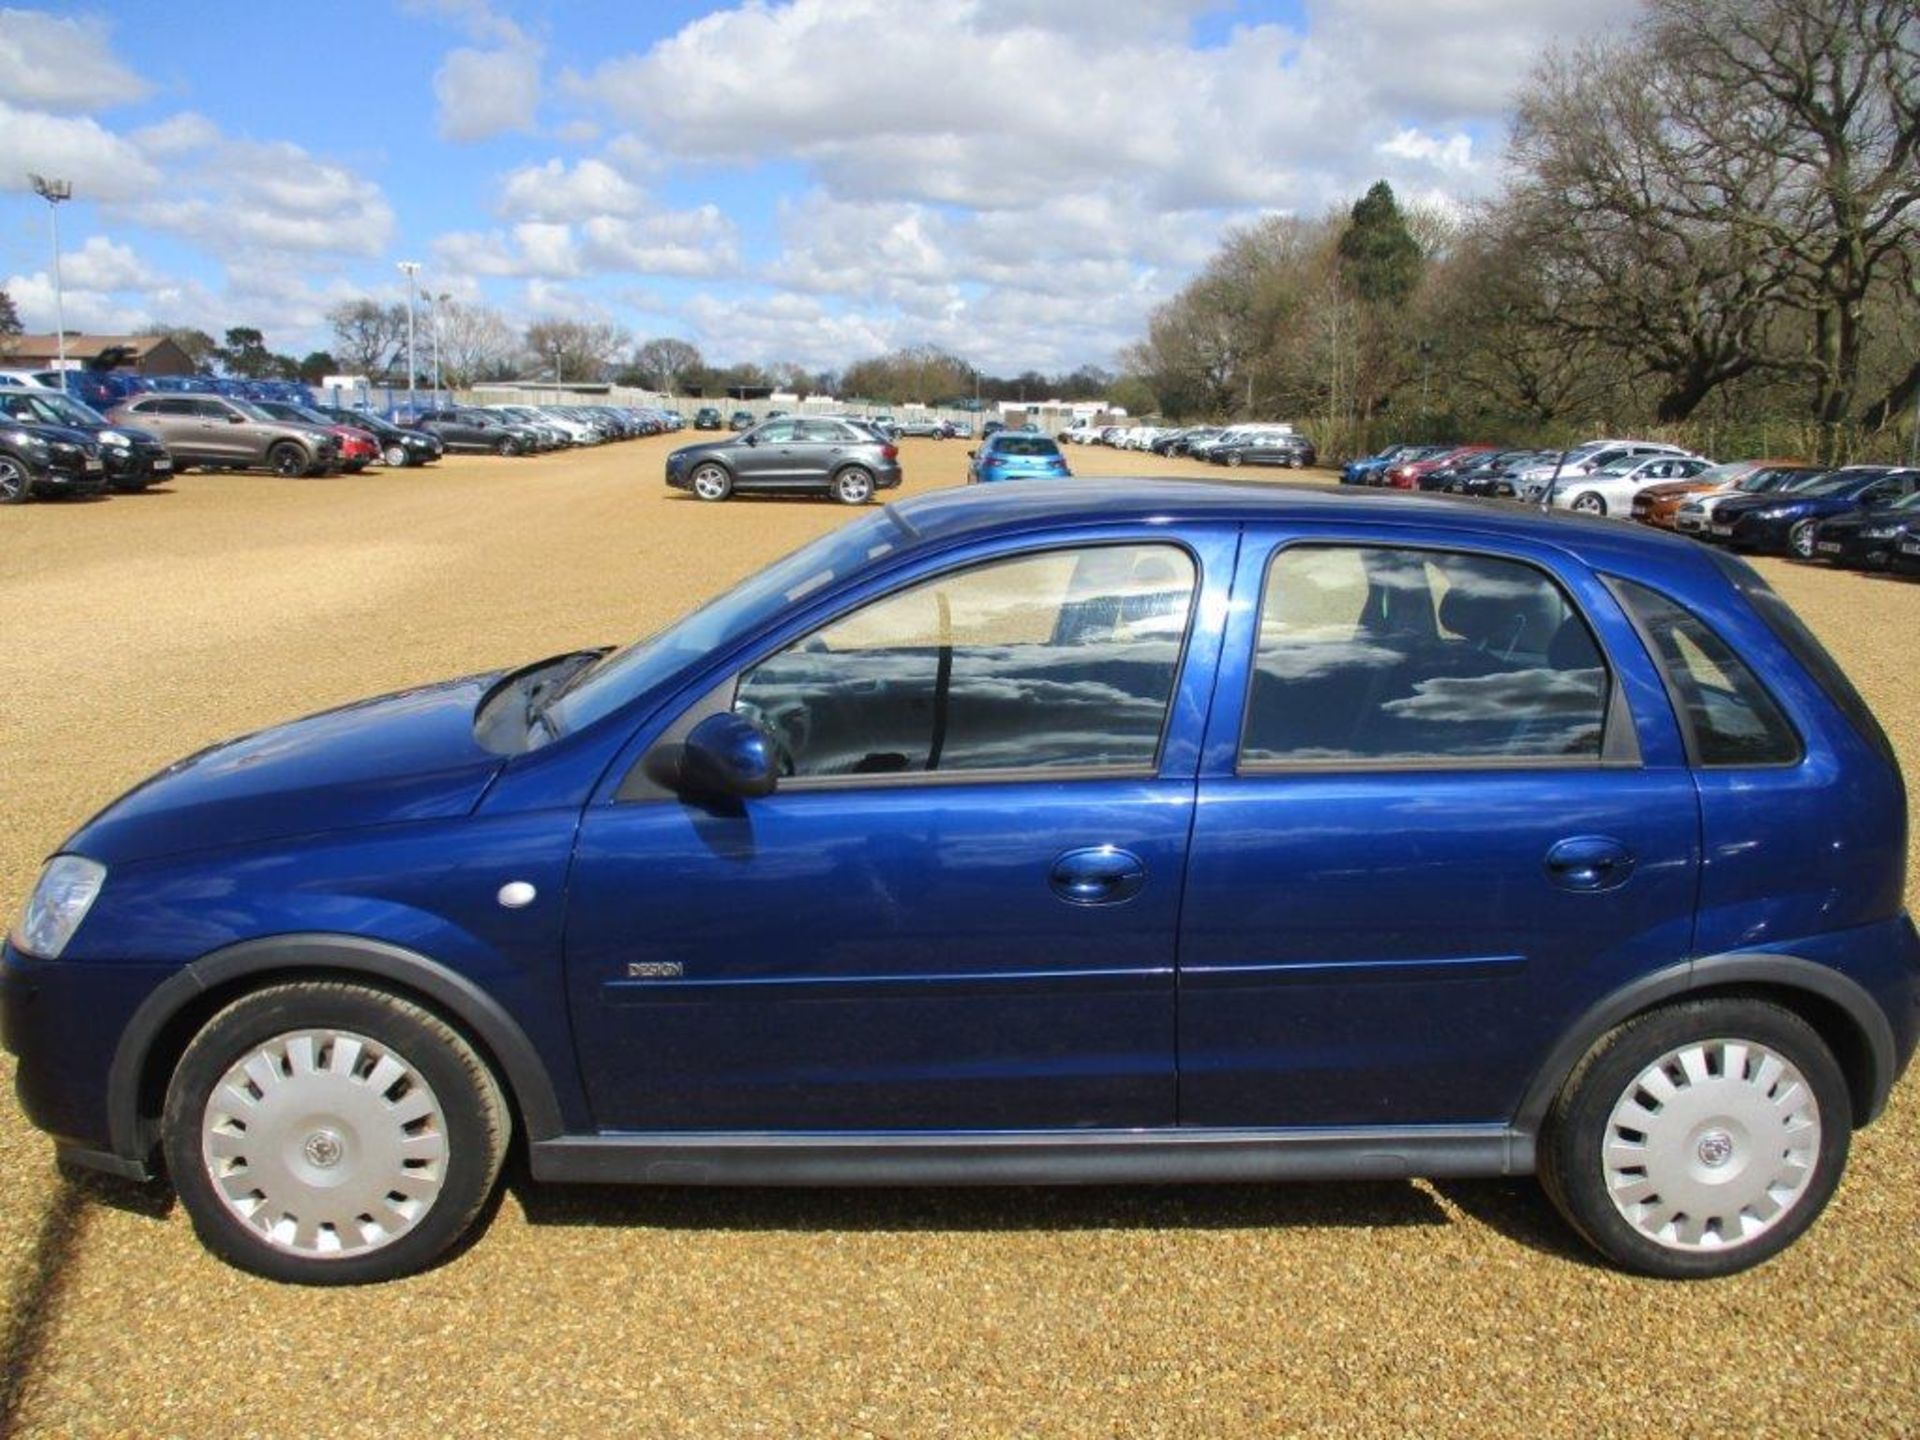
[[507, 1170, 1455, 1235], [1428, 1179, 1600, 1268]]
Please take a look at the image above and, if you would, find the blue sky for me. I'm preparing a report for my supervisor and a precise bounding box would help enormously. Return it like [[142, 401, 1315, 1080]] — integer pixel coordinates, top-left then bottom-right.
[[1, 0, 1638, 375]]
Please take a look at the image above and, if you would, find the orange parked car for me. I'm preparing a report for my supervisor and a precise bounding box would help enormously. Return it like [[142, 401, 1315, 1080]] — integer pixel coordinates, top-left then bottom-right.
[[1631, 458, 1804, 528]]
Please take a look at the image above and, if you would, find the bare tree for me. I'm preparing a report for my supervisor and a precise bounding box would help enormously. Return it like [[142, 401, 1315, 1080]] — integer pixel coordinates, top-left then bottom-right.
[[435, 301, 518, 387], [327, 300, 407, 378], [1646, 0, 1919, 426], [523, 318, 632, 384], [631, 336, 703, 393]]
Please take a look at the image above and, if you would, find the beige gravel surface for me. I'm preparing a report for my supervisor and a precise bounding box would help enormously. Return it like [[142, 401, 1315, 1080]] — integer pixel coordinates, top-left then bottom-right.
[[1, 437, 1917, 1437]]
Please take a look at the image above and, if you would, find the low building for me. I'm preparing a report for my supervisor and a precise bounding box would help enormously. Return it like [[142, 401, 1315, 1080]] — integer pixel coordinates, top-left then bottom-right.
[[2, 333, 198, 376]]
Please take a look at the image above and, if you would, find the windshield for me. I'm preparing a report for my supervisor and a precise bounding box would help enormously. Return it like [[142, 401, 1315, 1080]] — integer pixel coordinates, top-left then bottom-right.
[[11, 391, 106, 426], [1794, 471, 1872, 497], [544, 509, 908, 735], [229, 400, 276, 422]]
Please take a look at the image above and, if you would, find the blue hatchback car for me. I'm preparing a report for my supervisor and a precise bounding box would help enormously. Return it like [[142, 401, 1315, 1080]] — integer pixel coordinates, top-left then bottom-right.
[[968, 431, 1072, 483], [5, 481, 1915, 1283]]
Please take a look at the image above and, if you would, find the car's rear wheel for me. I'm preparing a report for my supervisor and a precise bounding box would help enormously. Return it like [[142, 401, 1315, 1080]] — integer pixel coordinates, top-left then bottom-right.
[[690, 463, 733, 502], [1539, 998, 1848, 1278], [268, 442, 308, 478], [1, 456, 33, 504], [163, 981, 508, 1285], [495, 436, 521, 457], [383, 443, 410, 469], [1789, 519, 1820, 559], [1225, 451, 1243, 468], [831, 466, 875, 505]]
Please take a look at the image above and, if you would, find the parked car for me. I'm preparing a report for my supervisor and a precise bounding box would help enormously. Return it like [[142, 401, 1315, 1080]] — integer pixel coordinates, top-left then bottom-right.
[[727, 410, 755, 432], [0, 419, 107, 501], [1385, 444, 1498, 490], [409, 408, 542, 456], [1706, 466, 1920, 556], [6, 479, 1913, 1285], [1804, 489, 1920, 570], [666, 415, 902, 504], [250, 402, 380, 473], [693, 407, 724, 431], [1442, 451, 1557, 498], [1893, 520, 1920, 578], [1343, 445, 1445, 486], [894, 417, 948, 439], [313, 407, 445, 468], [967, 431, 1073, 484], [1212, 431, 1317, 469], [1546, 454, 1713, 517], [0, 386, 173, 492], [1631, 460, 1798, 529], [1673, 465, 1825, 536], [942, 418, 975, 440], [108, 394, 340, 477]]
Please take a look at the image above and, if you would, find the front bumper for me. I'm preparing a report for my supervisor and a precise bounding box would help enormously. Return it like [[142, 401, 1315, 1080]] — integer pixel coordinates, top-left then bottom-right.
[[1811, 527, 1902, 569], [2, 940, 178, 1175], [32, 454, 107, 497]]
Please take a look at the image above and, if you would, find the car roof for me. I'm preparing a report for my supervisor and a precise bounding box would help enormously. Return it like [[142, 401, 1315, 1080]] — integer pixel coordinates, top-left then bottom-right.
[[885, 476, 1705, 564]]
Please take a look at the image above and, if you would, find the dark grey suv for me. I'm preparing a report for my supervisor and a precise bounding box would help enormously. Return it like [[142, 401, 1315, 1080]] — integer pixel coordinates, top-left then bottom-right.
[[665, 416, 903, 504]]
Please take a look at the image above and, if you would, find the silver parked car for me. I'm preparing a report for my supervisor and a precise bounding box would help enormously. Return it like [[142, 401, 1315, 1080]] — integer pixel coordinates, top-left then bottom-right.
[[665, 416, 904, 505]]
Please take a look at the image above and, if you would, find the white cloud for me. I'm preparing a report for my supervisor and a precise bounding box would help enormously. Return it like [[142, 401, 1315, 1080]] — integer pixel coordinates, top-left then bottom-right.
[[435, 199, 739, 280], [122, 133, 395, 257], [435, 45, 542, 142], [1377, 128, 1478, 174], [0, 99, 163, 199], [498, 157, 645, 221], [0, 8, 149, 113], [130, 111, 222, 158]]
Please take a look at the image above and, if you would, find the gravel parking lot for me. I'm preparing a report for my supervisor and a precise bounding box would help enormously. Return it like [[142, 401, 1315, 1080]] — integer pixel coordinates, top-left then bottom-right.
[[2, 435, 1917, 1437]]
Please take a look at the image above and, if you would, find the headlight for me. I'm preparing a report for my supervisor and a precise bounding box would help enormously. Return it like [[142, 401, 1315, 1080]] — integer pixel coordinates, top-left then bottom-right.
[[98, 429, 131, 446], [9, 856, 107, 959], [1862, 525, 1898, 539]]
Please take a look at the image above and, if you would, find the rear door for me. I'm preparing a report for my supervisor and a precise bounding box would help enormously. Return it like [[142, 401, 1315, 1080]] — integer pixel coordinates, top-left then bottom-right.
[[1178, 525, 1700, 1128]]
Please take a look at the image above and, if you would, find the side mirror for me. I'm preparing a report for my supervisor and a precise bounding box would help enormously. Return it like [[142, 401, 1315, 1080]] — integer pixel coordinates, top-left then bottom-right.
[[742, 432, 758, 446], [675, 711, 778, 800]]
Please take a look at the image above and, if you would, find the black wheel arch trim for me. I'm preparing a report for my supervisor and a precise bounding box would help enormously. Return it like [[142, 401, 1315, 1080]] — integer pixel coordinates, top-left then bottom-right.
[[1513, 951, 1897, 1135], [105, 933, 565, 1170]]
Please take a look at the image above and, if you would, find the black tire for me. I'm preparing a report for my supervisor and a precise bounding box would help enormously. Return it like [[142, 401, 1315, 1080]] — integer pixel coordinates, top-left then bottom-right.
[[1539, 998, 1849, 1279], [1570, 491, 1607, 516], [1789, 519, 1820, 560], [268, 442, 309, 478], [495, 436, 521, 457], [831, 466, 875, 505], [382, 444, 410, 468], [0, 455, 29, 504], [162, 981, 509, 1285], [1225, 451, 1243, 468], [689, 463, 733, 502]]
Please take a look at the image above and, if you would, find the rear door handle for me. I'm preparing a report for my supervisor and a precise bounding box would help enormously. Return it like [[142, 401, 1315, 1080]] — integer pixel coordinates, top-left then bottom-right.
[[1049, 846, 1146, 905], [1545, 835, 1635, 892]]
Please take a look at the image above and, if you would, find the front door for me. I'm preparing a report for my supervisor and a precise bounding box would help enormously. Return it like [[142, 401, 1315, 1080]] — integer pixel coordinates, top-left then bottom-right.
[[1178, 529, 1700, 1128], [565, 531, 1232, 1132]]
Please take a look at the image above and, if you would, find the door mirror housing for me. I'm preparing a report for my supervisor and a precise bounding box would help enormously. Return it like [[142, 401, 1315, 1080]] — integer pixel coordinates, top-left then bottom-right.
[[741, 432, 758, 446], [675, 711, 778, 799]]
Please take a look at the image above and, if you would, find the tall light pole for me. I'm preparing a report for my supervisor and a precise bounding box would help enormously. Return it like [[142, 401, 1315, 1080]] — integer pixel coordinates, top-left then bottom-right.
[[396, 260, 420, 412], [432, 292, 450, 399], [29, 175, 72, 393]]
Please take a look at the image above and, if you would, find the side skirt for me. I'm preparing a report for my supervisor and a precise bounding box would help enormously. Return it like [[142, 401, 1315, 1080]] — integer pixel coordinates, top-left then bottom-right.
[[531, 1125, 1533, 1187]]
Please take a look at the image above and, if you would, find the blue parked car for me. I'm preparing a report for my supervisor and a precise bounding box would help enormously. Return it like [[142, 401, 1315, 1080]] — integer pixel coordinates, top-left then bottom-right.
[[4, 480, 1914, 1283], [1341, 443, 1443, 485], [968, 431, 1072, 483], [1707, 465, 1920, 556]]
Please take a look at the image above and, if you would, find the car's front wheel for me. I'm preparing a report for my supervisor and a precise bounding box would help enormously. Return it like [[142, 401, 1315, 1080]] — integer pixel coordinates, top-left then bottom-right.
[[495, 436, 521, 457], [0, 456, 32, 504], [1539, 998, 1848, 1278], [163, 981, 509, 1285], [1570, 491, 1607, 515], [690, 463, 733, 502], [1789, 519, 1820, 559], [831, 466, 875, 505], [268, 442, 309, 478], [383, 443, 411, 469]]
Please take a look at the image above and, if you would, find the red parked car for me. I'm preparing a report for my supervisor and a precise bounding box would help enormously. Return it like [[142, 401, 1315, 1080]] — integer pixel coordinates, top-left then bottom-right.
[[1383, 444, 1497, 490], [252, 401, 381, 474]]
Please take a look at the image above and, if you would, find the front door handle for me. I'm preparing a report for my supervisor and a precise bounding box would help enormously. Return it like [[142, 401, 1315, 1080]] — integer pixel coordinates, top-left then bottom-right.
[[1049, 846, 1146, 905], [1545, 835, 1635, 892]]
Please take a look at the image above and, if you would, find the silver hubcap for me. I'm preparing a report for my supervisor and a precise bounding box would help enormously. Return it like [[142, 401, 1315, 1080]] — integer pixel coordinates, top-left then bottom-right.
[[0, 460, 22, 499], [1791, 522, 1815, 556], [1575, 496, 1602, 513], [200, 1028, 449, 1258], [1603, 1038, 1820, 1252], [384, 445, 407, 467], [693, 467, 727, 499], [837, 472, 870, 501]]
